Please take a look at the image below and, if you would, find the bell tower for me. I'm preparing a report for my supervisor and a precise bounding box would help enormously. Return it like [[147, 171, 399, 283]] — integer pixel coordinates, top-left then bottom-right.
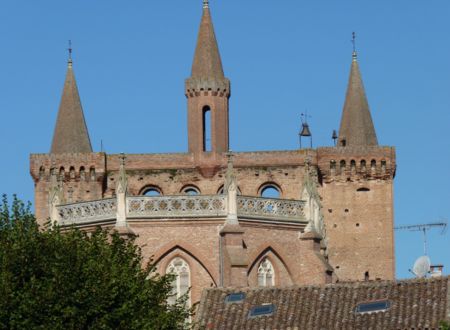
[[185, 0, 230, 155]]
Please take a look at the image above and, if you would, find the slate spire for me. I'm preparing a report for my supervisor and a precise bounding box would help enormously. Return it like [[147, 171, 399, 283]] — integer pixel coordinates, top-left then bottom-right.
[[190, 0, 225, 80], [50, 52, 92, 154], [338, 39, 378, 147]]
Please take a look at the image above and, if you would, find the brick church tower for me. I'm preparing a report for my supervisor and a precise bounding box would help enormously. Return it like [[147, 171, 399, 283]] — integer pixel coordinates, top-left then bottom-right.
[[30, 1, 396, 305], [317, 49, 396, 281]]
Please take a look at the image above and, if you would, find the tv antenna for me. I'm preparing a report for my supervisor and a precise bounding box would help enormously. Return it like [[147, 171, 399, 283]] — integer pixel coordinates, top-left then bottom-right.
[[395, 220, 447, 278], [394, 220, 447, 255]]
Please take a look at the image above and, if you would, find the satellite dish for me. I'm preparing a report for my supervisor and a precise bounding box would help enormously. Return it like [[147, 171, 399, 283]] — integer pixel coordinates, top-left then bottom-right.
[[412, 255, 431, 278]]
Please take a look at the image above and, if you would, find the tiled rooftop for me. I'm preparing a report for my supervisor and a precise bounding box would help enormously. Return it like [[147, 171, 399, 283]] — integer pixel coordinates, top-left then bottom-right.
[[196, 276, 449, 330]]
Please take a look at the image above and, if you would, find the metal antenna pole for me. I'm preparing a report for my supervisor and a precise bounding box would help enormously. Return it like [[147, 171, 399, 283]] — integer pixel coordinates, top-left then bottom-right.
[[423, 227, 427, 255]]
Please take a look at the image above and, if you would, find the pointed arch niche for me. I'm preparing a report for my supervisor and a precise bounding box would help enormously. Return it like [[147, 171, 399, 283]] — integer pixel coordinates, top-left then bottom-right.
[[156, 246, 216, 305], [248, 247, 293, 287]]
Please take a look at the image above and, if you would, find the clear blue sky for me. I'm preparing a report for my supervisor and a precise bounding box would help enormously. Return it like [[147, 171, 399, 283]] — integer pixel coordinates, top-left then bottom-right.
[[0, 0, 448, 279]]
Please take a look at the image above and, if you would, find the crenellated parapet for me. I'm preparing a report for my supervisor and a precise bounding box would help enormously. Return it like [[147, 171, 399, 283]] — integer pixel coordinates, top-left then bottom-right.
[[30, 152, 106, 183], [30, 152, 107, 224], [317, 146, 396, 183], [185, 77, 230, 98]]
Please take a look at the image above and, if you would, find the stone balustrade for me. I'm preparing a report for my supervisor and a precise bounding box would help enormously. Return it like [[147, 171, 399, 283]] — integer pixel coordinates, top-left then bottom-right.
[[57, 195, 306, 225], [127, 195, 227, 218], [237, 196, 305, 221], [58, 198, 116, 225]]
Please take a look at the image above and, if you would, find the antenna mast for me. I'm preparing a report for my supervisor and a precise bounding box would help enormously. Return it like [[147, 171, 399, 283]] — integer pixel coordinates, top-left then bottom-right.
[[395, 221, 447, 255]]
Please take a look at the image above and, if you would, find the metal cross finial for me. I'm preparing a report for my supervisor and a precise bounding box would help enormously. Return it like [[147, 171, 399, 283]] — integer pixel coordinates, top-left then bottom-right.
[[203, 0, 209, 9], [351, 32, 357, 60], [68, 40, 73, 62]]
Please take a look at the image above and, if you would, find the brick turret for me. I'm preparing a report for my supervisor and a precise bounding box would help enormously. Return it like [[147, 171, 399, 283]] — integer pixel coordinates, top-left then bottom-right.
[[31, 54, 104, 224], [185, 1, 230, 155]]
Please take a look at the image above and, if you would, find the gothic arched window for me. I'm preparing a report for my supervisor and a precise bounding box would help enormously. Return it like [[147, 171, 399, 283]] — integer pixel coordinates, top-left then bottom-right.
[[166, 257, 190, 306], [257, 257, 275, 287]]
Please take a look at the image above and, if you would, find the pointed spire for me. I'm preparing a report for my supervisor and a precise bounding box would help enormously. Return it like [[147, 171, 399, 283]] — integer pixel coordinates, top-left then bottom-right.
[[50, 45, 92, 154], [338, 34, 378, 147], [190, 1, 225, 79]]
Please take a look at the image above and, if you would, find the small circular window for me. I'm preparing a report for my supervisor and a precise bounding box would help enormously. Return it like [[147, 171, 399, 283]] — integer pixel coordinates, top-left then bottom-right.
[[181, 185, 200, 195], [142, 186, 162, 196], [260, 184, 281, 198]]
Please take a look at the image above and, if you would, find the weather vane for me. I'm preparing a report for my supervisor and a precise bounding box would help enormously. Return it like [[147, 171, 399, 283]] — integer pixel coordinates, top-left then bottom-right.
[[301, 110, 311, 124]]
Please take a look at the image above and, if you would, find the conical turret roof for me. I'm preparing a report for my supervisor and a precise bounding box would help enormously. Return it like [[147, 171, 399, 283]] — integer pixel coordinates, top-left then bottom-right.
[[50, 60, 92, 154], [338, 53, 378, 147], [191, 3, 224, 79]]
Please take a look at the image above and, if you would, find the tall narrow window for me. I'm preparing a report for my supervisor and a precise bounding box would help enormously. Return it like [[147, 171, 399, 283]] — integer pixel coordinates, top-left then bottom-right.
[[166, 257, 190, 306], [257, 257, 275, 287], [202, 106, 211, 152]]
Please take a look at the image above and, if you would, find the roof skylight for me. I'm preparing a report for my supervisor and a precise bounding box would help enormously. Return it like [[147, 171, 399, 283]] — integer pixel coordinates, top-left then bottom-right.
[[355, 300, 391, 314], [248, 304, 275, 318]]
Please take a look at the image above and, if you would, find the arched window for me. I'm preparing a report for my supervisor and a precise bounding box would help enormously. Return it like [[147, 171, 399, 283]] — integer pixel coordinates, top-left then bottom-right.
[[59, 167, 65, 181], [257, 257, 274, 287], [202, 106, 211, 152], [381, 160, 387, 173], [142, 187, 162, 196], [360, 160, 367, 171], [330, 160, 336, 170], [69, 166, 76, 180], [181, 185, 200, 196], [39, 166, 45, 180], [166, 257, 190, 306], [260, 184, 281, 198], [79, 167, 86, 181], [370, 159, 377, 173], [350, 160, 356, 174], [90, 167, 96, 181]]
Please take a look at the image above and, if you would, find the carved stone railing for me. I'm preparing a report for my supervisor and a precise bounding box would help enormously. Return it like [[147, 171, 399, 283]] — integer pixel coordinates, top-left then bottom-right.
[[57, 195, 306, 225], [58, 198, 116, 225], [127, 195, 227, 218], [237, 196, 305, 221]]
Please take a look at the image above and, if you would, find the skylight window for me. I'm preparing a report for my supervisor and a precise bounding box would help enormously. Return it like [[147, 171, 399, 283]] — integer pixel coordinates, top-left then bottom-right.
[[225, 292, 245, 304], [248, 304, 275, 318], [355, 300, 391, 314]]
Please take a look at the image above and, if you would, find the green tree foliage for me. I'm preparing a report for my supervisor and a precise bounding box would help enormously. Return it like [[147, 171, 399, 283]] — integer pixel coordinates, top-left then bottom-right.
[[440, 321, 450, 330], [0, 195, 190, 329]]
